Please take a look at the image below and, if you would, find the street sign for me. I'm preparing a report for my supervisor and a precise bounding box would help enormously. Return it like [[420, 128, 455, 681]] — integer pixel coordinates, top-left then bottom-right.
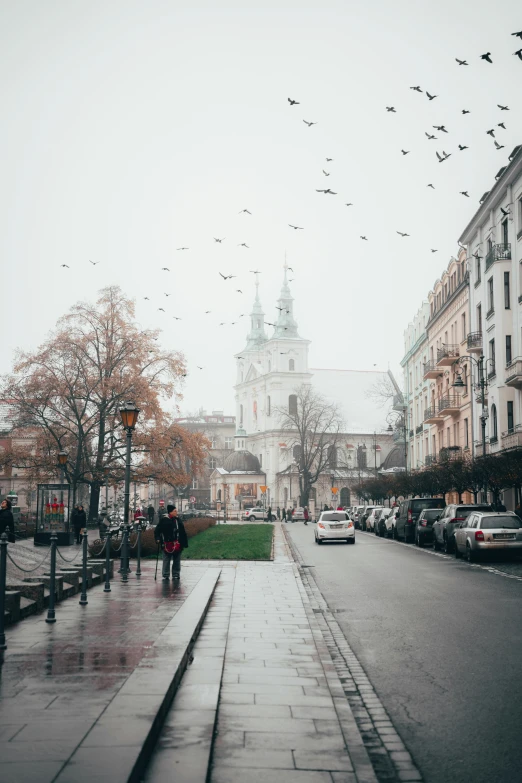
[[190, 496, 196, 503], [260, 485, 267, 493], [332, 487, 339, 495]]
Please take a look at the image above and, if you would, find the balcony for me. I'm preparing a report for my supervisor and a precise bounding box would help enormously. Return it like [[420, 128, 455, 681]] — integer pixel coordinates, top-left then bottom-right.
[[423, 361, 439, 379], [436, 344, 459, 367], [475, 439, 490, 457], [438, 395, 461, 415], [425, 454, 437, 466], [489, 436, 501, 454], [505, 358, 522, 388], [416, 424, 424, 434], [439, 446, 462, 461], [393, 393, 406, 412], [467, 332, 483, 353], [409, 429, 414, 438], [485, 242, 511, 272], [501, 426, 522, 450], [424, 405, 444, 424]]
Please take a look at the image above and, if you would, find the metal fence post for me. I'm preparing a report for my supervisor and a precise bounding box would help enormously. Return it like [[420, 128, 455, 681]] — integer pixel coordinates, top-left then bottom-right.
[[104, 531, 112, 593], [46, 531, 58, 624], [121, 524, 129, 583], [0, 531, 8, 650], [136, 523, 142, 578], [79, 530, 88, 605]]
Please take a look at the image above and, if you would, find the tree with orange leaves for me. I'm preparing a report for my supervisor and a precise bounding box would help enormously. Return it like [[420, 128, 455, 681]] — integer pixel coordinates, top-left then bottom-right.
[[2, 286, 208, 520]]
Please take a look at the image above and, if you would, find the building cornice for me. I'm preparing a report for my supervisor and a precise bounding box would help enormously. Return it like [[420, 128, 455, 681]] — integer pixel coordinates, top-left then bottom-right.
[[400, 332, 427, 367], [426, 275, 469, 333]]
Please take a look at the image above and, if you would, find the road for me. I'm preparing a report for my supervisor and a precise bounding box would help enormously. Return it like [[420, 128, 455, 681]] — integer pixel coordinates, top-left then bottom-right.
[[287, 523, 522, 783]]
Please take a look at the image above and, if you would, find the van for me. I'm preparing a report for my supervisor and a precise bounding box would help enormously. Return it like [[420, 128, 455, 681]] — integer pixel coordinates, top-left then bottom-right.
[[395, 497, 446, 543]]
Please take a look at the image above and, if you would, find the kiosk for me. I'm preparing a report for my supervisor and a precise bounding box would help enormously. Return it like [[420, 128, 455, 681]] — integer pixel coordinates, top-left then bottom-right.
[[34, 483, 74, 546]]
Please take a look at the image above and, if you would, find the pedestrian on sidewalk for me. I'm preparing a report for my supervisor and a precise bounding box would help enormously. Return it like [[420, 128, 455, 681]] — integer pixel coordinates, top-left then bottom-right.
[[267, 505, 272, 522], [154, 505, 188, 581], [304, 507, 309, 525], [282, 508, 287, 523], [288, 507, 294, 523], [147, 504, 155, 526], [71, 504, 87, 545], [276, 506, 280, 519], [0, 498, 15, 541]]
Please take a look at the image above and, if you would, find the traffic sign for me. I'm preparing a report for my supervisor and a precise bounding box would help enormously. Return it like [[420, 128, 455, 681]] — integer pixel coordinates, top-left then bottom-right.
[[331, 487, 339, 495], [260, 485, 267, 493], [190, 496, 196, 503]]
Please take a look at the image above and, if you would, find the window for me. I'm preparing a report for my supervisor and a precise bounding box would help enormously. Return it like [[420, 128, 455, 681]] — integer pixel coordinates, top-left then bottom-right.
[[487, 277, 494, 313], [289, 359, 295, 371], [491, 404, 498, 441], [477, 303, 482, 334], [502, 219, 508, 246], [476, 255, 481, 283], [489, 339, 496, 375], [504, 272, 510, 309], [267, 395, 271, 416], [191, 478, 198, 490], [461, 313, 466, 342], [209, 457, 217, 469], [288, 394, 297, 416], [328, 445, 337, 468], [211, 437, 217, 449], [224, 437, 233, 450], [464, 418, 469, 448], [506, 335, 512, 365], [507, 401, 514, 434]]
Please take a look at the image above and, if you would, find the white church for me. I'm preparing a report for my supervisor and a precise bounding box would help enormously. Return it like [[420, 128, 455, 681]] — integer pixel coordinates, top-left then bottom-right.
[[210, 265, 403, 513]]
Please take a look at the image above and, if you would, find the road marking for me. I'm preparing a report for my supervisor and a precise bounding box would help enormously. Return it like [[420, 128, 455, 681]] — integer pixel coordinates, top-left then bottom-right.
[[359, 531, 522, 583]]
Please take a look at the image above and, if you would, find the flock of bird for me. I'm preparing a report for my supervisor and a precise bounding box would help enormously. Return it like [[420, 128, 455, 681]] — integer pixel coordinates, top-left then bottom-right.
[[57, 27, 522, 376]]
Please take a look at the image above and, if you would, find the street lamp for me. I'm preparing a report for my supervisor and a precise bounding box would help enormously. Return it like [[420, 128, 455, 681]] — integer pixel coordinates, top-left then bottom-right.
[[119, 401, 140, 581], [57, 450, 69, 530]]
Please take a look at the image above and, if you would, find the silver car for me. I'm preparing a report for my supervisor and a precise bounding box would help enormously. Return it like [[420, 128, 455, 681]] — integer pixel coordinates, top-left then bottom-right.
[[454, 512, 522, 562]]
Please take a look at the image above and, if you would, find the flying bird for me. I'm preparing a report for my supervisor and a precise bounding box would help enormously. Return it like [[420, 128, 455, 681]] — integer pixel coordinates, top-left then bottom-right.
[[462, 109, 471, 114], [460, 191, 470, 197], [164, 293, 171, 296], [161, 267, 170, 271], [173, 317, 182, 320], [326, 157, 333, 162], [401, 149, 410, 155], [386, 107, 396, 112], [494, 140, 505, 150], [431, 249, 438, 253], [514, 49, 522, 60], [433, 125, 448, 133], [89, 260, 99, 265], [397, 231, 410, 237], [197, 366, 204, 370], [427, 184, 435, 189], [316, 188, 337, 194], [205, 310, 211, 313], [486, 128, 495, 137], [500, 207, 511, 217], [345, 202, 353, 206], [144, 297, 150, 300], [322, 170, 330, 176], [238, 243, 249, 248], [458, 144, 469, 151], [276, 306, 284, 311], [249, 269, 260, 273], [264, 322, 275, 327], [436, 151, 451, 162], [480, 52, 493, 63], [512, 31, 522, 38], [303, 120, 317, 126], [219, 273, 236, 280], [239, 208, 251, 214], [288, 97, 300, 105], [497, 104, 509, 111], [158, 308, 165, 312], [287, 267, 294, 272], [60, 264, 69, 268], [425, 132, 437, 140], [177, 247, 189, 251], [289, 279, 294, 282], [426, 92, 437, 100], [498, 122, 506, 129], [456, 58, 468, 65], [288, 224, 304, 229], [236, 289, 243, 293], [360, 236, 368, 241], [214, 237, 225, 243], [410, 86, 422, 92]]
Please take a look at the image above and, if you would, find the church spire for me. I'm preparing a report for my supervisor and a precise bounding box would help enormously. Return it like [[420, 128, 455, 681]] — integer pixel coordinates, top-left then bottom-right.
[[244, 272, 267, 350], [273, 258, 299, 338]]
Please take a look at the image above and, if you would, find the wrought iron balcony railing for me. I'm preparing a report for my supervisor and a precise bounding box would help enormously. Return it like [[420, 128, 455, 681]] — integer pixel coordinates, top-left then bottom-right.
[[485, 243, 511, 271], [436, 344, 459, 364], [467, 332, 482, 351]]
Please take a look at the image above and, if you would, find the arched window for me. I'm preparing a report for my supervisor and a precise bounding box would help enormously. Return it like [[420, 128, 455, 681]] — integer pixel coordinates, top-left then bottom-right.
[[491, 404, 498, 441], [267, 396, 271, 416], [289, 394, 298, 416], [240, 404, 243, 425], [293, 444, 302, 461], [289, 359, 295, 371], [328, 445, 337, 468]]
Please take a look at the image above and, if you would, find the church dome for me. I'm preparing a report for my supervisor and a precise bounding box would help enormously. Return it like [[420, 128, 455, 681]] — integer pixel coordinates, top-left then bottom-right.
[[381, 446, 406, 470], [223, 450, 261, 473]]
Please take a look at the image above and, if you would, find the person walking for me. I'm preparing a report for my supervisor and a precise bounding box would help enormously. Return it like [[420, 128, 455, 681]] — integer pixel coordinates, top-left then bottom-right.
[[288, 507, 294, 523], [147, 504, 155, 526], [154, 505, 188, 581], [267, 505, 272, 523], [0, 498, 15, 541], [282, 508, 287, 523], [304, 506, 309, 525], [276, 506, 280, 520], [71, 504, 86, 545]]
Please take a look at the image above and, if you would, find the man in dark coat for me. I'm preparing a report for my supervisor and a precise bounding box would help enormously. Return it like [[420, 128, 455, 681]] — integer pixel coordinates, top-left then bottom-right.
[[154, 505, 188, 581], [147, 504, 155, 525], [71, 504, 87, 544], [0, 498, 15, 540]]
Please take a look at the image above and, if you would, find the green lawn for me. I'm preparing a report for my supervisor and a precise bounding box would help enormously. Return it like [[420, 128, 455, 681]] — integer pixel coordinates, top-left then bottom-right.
[[181, 523, 273, 560]]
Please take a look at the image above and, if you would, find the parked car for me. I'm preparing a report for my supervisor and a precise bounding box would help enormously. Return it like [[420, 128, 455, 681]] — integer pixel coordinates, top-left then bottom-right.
[[360, 506, 380, 531], [375, 508, 393, 537], [433, 503, 493, 553], [243, 507, 272, 521], [365, 507, 384, 532], [454, 511, 522, 562], [292, 507, 306, 521], [315, 511, 354, 544], [414, 509, 442, 547], [352, 506, 365, 529], [395, 497, 446, 543], [384, 506, 400, 538]]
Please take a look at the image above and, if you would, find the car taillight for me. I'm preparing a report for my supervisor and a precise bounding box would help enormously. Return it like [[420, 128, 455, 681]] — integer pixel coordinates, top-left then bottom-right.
[[475, 530, 484, 541], [420, 520, 427, 527], [347, 521, 353, 528], [450, 517, 465, 523], [318, 523, 325, 529], [407, 511, 412, 522]]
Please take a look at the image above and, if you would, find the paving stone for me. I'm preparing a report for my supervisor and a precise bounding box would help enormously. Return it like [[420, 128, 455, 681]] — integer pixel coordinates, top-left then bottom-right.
[[212, 769, 333, 783], [1, 761, 64, 783], [219, 717, 316, 733], [245, 731, 346, 751], [219, 703, 292, 718], [212, 747, 295, 768], [294, 750, 354, 771]]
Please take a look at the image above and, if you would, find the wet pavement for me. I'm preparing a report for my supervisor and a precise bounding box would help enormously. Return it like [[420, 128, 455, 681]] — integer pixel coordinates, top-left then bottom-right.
[[0, 560, 216, 783]]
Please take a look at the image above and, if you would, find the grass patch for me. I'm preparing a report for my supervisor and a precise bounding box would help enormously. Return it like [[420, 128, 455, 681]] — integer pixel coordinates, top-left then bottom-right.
[[181, 523, 273, 560]]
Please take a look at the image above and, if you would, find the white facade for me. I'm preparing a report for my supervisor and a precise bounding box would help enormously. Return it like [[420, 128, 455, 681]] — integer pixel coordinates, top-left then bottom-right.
[[401, 302, 431, 469], [460, 144, 522, 480]]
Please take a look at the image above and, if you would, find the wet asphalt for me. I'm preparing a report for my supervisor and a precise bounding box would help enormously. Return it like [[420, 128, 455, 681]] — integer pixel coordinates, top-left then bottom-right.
[[287, 523, 522, 783]]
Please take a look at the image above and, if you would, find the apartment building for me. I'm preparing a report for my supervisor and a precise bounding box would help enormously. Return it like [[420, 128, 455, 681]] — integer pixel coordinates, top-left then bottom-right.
[[459, 144, 522, 507], [402, 302, 430, 470]]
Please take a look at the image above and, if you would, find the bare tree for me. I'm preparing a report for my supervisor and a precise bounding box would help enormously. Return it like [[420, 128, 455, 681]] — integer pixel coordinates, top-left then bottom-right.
[[368, 374, 396, 408], [276, 384, 345, 507]]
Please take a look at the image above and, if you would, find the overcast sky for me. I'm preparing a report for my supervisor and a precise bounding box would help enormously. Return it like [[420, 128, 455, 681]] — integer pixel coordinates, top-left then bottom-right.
[[1, 0, 521, 416]]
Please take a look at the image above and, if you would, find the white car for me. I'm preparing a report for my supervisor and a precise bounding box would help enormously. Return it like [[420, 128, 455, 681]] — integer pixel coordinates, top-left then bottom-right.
[[315, 511, 355, 544], [365, 507, 384, 532], [292, 507, 306, 521], [243, 507, 272, 521], [385, 506, 400, 538]]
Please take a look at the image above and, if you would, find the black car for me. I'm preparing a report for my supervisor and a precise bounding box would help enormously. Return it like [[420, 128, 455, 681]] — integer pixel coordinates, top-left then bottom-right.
[[395, 497, 446, 543], [414, 509, 441, 547]]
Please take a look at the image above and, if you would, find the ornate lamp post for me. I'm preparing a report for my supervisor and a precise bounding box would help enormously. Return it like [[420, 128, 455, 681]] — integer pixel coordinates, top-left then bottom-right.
[[57, 450, 69, 531], [119, 402, 140, 582]]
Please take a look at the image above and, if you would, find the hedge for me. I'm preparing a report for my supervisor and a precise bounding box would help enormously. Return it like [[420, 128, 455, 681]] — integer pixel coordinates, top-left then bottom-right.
[[88, 516, 217, 559]]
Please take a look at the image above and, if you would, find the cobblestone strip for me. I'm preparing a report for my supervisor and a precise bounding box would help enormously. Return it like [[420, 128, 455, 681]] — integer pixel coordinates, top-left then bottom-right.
[[283, 528, 423, 783]]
